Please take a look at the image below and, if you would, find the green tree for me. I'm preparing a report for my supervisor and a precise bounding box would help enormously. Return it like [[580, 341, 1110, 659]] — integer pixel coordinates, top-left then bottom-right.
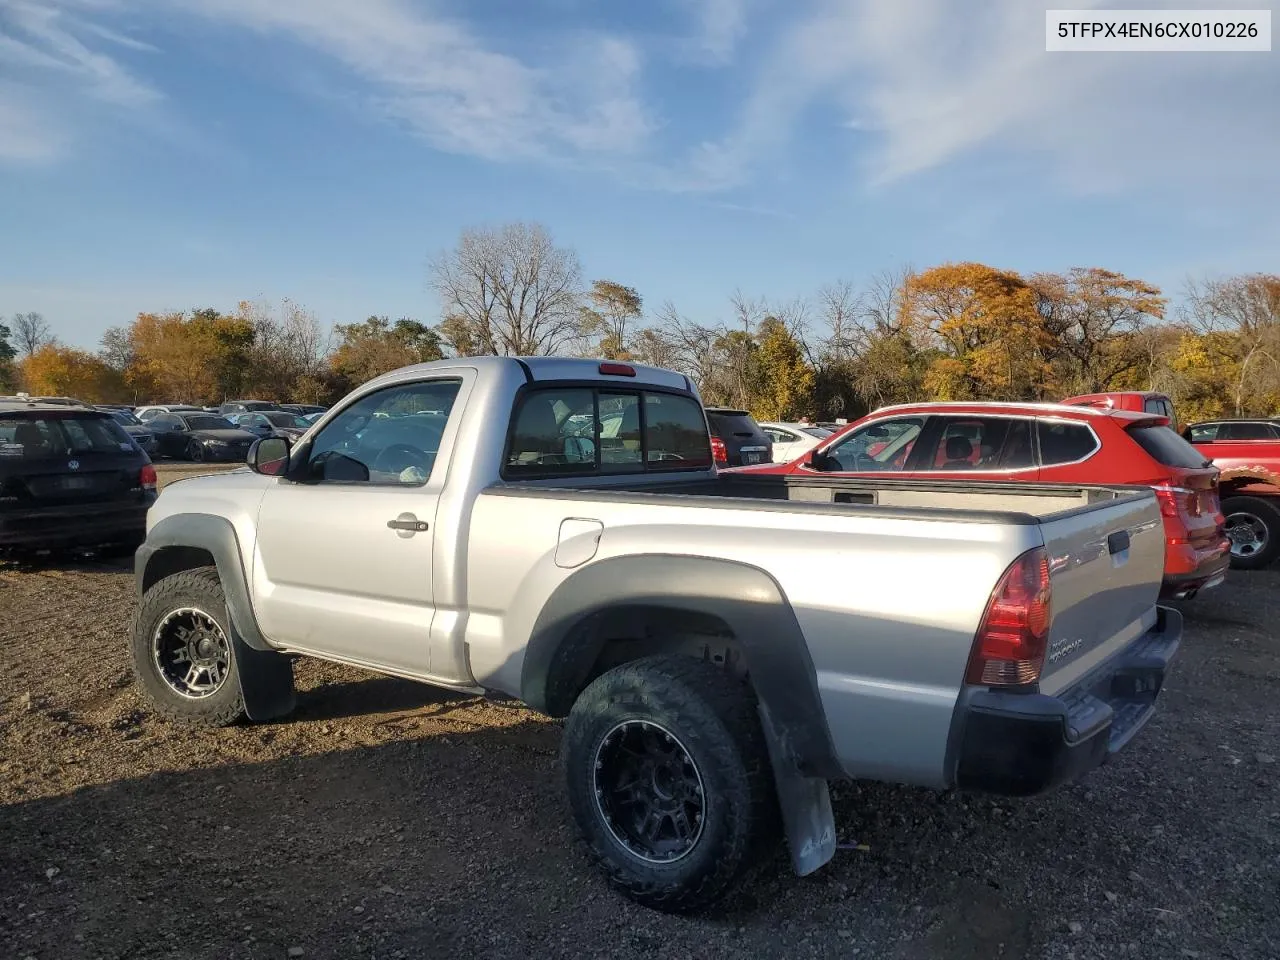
[[580, 280, 642, 358], [751, 316, 814, 420], [330, 316, 444, 386]]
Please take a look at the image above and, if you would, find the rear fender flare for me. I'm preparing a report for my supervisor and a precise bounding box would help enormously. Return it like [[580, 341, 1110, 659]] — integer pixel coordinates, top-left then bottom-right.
[[520, 553, 841, 779]]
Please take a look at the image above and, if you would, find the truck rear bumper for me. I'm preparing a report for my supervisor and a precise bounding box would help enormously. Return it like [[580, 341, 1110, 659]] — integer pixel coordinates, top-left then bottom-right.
[[953, 606, 1182, 797]]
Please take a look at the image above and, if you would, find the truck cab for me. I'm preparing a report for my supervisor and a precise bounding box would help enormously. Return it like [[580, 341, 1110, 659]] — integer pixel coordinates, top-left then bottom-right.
[[1064, 391, 1178, 429]]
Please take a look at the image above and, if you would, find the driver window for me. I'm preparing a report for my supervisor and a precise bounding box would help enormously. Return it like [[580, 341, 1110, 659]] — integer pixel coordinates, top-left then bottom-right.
[[305, 378, 462, 485], [822, 417, 925, 472]]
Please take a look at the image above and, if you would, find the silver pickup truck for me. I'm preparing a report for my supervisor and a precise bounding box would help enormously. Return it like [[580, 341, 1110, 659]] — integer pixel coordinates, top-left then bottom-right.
[[131, 356, 1182, 912]]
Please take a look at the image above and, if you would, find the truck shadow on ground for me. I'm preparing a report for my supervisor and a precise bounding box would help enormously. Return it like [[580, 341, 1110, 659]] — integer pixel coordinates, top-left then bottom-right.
[[4, 702, 1269, 960], [289, 673, 470, 722]]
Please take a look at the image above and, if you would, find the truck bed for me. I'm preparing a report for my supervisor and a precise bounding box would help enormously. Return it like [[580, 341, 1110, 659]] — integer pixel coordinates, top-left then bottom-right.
[[490, 471, 1143, 523], [469, 471, 1165, 786]]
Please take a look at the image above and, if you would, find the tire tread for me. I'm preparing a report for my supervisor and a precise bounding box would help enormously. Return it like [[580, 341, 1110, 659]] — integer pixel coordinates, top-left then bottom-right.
[[131, 565, 246, 727], [563, 655, 778, 912]]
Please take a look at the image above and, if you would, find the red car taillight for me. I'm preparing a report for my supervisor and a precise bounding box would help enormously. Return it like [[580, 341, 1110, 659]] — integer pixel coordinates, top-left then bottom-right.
[[965, 546, 1052, 687], [1153, 484, 1199, 519], [140, 464, 157, 492], [710, 435, 727, 465]]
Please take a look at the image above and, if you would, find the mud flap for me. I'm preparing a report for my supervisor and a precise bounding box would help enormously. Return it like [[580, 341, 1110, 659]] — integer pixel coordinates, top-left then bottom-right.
[[759, 702, 836, 876], [229, 629, 296, 722]]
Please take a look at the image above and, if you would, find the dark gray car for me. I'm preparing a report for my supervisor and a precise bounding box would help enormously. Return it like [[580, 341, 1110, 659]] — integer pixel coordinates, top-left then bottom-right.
[[704, 407, 773, 467], [148, 413, 257, 462]]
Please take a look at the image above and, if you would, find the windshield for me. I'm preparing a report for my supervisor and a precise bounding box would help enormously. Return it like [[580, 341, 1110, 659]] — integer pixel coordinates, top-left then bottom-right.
[[108, 409, 142, 425], [185, 415, 236, 431], [265, 412, 311, 428], [800, 427, 833, 439], [0, 414, 134, 459]]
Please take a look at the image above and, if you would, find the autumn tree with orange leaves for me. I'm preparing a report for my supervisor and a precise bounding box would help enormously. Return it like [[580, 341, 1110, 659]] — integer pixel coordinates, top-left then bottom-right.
[[898, 262, 1051, 401], [20, 344, 125, 402]]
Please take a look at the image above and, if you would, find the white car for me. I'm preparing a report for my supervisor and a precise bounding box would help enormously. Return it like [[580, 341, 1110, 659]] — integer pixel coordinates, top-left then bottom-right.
[[758, 421, 835, 463], [135, 404, 204, 422]]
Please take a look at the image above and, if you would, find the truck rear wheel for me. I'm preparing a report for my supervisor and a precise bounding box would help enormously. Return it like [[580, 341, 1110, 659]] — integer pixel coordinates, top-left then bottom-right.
[[562, 655, 778, 912], [1222, 495, 1280, 570], [131, 566, 246, 726]]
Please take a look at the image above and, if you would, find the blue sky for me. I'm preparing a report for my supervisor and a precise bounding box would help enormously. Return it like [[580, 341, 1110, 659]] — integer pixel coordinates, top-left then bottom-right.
[[1, 0, 1277, 350]]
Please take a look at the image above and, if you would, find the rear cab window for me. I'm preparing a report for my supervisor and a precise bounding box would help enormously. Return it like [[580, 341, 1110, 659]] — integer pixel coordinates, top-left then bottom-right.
[[504, 387, 712, 477], [0, 413, 134, 460], [1128, 425, 1211, 469]]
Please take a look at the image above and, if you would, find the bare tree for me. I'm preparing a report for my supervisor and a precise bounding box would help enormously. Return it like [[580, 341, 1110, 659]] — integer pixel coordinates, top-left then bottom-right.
[[236, 299, 330, 399], [861, 266, 911, 334], [430, 222, 584, 356], [652, 301, 723, 393], [1183, 273, 1280, 415], [816, 280, 861, 362], [627, 327, 680, 369], [11, 311, 50, 356]]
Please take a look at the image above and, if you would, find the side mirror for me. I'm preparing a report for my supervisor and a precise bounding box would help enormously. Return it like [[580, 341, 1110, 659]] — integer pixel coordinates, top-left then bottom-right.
[[248, 436, 292, 476], [807, 449, 830, 471]]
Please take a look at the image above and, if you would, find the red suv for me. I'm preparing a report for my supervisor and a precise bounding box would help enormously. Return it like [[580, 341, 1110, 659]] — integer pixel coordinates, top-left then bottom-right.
[[743, 401, 1229, 599]]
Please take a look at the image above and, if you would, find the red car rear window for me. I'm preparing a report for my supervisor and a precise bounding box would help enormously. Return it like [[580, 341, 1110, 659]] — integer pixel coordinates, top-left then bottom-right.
[[1128, 425, 1210, 469]]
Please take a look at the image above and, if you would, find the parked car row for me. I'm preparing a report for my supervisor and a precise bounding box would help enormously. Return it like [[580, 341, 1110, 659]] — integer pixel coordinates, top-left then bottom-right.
[[719, 388, 1280, 587], [0, 395, 329, 557]]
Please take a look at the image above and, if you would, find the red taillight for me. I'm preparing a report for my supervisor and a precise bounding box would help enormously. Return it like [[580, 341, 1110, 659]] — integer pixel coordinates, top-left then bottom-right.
[[1153, 484, 1199, 519], [140, 464, 157, 492], [965, 546, 1052, 687], [598, 362, 636, 377], [710, 435, 727, 464]]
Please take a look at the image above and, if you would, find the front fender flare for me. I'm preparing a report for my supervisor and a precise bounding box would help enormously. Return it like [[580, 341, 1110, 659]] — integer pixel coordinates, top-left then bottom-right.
[[136, 513, 269, 651], [135, 513, 294, 722]]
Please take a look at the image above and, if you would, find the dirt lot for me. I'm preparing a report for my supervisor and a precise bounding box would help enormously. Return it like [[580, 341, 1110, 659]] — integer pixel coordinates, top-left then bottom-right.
[[2, 468, 1278, 959]]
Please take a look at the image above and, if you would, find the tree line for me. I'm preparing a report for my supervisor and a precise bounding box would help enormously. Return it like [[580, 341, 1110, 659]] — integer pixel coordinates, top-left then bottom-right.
[[2, 221, 1277, 425]]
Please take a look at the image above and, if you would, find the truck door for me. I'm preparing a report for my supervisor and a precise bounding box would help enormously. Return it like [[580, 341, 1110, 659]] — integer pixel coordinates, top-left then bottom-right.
[[250, 372, 471, 679]]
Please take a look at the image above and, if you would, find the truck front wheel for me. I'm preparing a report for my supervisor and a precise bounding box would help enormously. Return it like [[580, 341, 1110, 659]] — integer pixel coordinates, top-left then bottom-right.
[[131, 566, 247, 726], [562, 655, 778, 912], [1222, 495, 1280, 570]]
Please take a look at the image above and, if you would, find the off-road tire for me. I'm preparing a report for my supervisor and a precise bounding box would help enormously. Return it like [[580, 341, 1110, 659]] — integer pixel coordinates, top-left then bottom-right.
[[562, 655, 779, 913], [1222, 495, 1280, 570], [131, 566, 246, 726]]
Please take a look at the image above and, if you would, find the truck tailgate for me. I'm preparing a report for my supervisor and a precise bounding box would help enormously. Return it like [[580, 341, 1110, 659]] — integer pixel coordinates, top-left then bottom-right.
[[1036, 489, 1165, 697]]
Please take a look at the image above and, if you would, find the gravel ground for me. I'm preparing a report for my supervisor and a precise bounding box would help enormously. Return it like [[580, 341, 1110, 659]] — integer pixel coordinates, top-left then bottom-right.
[[1, 469, 1277, 959]]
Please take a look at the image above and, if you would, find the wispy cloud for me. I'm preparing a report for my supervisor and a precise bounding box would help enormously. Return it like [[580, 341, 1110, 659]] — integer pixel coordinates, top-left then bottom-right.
[[677, 0, 752, 65], [0, 0, 658, 167], [0, 0, 160, 107], [168, 0, 655, 162], [0, 0, 162, 160], [0, 83, 66, 160], [689, 0, 1280, 198]]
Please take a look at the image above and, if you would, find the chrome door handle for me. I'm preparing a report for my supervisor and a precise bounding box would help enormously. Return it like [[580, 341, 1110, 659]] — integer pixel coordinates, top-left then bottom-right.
[[387, 518, 429, 532]]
